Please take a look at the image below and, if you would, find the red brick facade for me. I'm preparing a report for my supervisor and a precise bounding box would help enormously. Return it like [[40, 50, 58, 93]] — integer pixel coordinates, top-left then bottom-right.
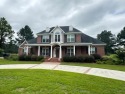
[[76, 34, 81, 42], [95, 46, 105, 56], [37, 35, 41, 43]]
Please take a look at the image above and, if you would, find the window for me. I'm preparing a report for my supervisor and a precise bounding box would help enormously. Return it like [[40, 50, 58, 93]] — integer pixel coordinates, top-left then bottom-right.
[[67, 34, 75, 42], [42, 35, 49, 43], [67, 47, 73, 56], [91, 47, 96, 54], [42, 47, 49, 56], [55, 31, 60, 42]]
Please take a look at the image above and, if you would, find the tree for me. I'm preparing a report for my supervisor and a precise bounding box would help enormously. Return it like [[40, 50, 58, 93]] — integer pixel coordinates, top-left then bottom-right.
[[0, 17, 14, 49], [97, 30, 116, 54], [117, 27, 125, 47], [16, 25, 34, 44]]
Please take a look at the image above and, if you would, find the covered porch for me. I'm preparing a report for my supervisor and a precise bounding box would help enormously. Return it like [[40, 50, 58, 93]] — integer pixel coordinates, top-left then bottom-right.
[[25, 43, 96, 59]]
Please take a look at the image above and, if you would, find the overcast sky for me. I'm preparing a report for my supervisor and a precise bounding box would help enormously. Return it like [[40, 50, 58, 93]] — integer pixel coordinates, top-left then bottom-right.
[[0, 0, 125, 38]]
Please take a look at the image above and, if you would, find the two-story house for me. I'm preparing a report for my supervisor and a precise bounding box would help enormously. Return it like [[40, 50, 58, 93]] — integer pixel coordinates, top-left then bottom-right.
[[18, 26, 106, 61]]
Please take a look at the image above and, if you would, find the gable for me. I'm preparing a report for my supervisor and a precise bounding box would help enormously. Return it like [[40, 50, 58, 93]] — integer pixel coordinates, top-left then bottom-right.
[[19, 40, 28, 48]]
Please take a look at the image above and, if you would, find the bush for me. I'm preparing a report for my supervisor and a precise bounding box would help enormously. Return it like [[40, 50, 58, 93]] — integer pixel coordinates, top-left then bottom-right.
[[84, 55, 95, 63], [0, 49, 4, 57], [37, 56, 44, 61], [116, 50, 125, 64], [62, 55, 95, 63], [6, 54, 18, 61], [18, 54, 44, 61], [91, 54, 102, 60]]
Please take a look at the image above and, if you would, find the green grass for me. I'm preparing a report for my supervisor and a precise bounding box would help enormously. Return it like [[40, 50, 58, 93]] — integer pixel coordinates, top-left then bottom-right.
[[0, 59, 42, 65], [0, 69, 125, 94], [62, 62, 125, 71]]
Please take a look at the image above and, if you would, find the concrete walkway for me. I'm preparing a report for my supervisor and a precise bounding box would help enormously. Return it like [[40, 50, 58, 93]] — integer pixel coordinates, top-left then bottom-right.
[[0, 62, 125, 81]]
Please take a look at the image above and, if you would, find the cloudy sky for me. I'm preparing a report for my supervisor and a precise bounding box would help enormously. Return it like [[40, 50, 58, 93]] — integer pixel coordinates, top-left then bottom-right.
[[0, 0, 125, 38]]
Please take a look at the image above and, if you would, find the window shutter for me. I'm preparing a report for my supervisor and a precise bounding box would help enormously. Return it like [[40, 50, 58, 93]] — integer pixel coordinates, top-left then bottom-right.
[[95, 47, 97, 53]]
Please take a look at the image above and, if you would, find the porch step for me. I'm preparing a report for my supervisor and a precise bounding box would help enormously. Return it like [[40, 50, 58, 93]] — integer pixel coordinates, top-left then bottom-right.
[[44, 58, 60, 62]]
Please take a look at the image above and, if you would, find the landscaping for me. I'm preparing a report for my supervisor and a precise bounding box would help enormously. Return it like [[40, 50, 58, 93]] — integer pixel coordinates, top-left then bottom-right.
[[0, 69, 125, 94]]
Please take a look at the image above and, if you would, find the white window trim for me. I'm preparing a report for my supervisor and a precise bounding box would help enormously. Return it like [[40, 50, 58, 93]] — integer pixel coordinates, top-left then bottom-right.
[[67, 47, 73, 56], [91, 47, 96, 54], [42, 35, 49, 43], [67, 34, 75, 42], [42, 47, 49, 56]]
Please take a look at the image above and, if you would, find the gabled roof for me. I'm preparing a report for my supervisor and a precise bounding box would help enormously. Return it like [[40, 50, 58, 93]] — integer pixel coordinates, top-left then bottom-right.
[[37, 26, 81, 34]]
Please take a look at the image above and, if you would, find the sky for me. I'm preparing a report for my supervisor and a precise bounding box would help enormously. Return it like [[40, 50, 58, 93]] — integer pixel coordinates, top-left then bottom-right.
[[0, 0, 125, 38]]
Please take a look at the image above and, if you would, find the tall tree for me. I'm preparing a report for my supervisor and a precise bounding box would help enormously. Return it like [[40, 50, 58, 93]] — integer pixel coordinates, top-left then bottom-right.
[[0, 17, 14, 49], [97, 30, 116, 54], [117, 27, 125, 47], [16, 25, 34, 44]]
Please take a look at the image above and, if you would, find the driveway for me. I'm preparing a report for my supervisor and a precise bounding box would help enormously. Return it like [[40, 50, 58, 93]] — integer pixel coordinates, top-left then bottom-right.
[[0, 62, 125, 81]]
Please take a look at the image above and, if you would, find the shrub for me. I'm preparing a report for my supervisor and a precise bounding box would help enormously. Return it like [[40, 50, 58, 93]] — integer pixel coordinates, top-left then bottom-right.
[[0, 49, 4, 57], [62, 55, 95, 63], [116, 50, 125, 64], [84, 55, 95, 63], [6, 54, 18, 61], [31, 55, 37, 61], [37, 56, 44, 61], [19, 54, 26, 61], [91, 54, 102, 60]]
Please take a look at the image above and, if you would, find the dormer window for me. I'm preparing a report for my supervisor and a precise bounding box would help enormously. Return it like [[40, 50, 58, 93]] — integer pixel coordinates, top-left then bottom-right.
[[67, 34, 75, 42], [42, 35, 49, 43]]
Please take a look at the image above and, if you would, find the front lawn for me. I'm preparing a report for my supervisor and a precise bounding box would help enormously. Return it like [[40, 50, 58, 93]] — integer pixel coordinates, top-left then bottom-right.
[[0, 70, 125, 94], [0, 59, 42, 65], [62, 62, 125, 72]]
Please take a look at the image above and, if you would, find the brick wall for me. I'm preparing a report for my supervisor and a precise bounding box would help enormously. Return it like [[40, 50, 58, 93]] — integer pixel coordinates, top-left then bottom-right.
[[95, 46, 105, 56], [76, 34, 81, 42], [18, 48, 23, 55], [37, 35, 41, 43]]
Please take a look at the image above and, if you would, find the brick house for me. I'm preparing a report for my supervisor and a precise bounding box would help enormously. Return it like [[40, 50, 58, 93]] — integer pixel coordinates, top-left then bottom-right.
[[18, 26, 106, 61]]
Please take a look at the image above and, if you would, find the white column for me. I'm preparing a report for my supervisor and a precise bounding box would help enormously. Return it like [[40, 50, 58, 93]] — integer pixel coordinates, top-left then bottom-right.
[[73, 45, 75, 56], [50, 45, 52, 58], [59, 45, 62, 59], [88, 45, 90, 55], [38, 46, 40, 56], [26, 46, 28, 55]]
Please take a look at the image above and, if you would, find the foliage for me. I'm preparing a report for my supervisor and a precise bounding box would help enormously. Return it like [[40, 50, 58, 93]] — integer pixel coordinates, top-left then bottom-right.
[[117, 27, 125, 47], [62, 55, 95, 63], [18, 54, 44, 61], [4, 40, 18, 53], [97, 30, 116, 54], [6, 54, 18, 61], [116, 49, 125, 64], [0, 17, 14, 49], [91, 54, 102, 60], [0, 48, 4, 57], [16, 25, 34, 44], [84, 55, 95, 63]]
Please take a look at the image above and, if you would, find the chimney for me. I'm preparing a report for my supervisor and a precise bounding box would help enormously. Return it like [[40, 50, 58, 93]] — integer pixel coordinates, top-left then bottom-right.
[[69, 25, 73, 31], [46, 27, 50, 32]]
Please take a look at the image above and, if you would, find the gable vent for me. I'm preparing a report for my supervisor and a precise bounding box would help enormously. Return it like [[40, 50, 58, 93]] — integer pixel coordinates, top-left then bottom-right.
[[69, 25, 73, 31], [46, 27, 50, 32]]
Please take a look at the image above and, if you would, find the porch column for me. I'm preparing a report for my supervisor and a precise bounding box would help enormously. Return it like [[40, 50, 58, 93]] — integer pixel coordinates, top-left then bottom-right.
[[26, 46, 28, 55], [59, 45, 62, 59], [88, 45, 90, 55], [73, 45, 75, 56], [38, 46, 40, 56], [50, 45, 52, 58]]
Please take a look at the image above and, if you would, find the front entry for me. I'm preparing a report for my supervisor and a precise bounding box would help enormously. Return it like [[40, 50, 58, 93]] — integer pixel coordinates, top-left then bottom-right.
[[53, 46, 59, 58]]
